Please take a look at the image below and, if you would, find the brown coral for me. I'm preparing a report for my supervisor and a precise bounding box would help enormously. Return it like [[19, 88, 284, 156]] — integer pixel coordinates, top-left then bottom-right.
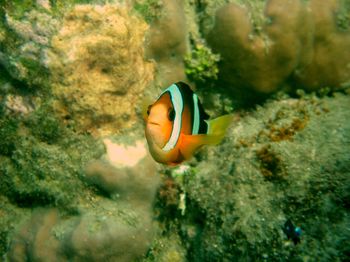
[[293, 0, 350, 90], [7, 138, 160, 261], [207, 0, 350, 95], [8, 209, 61, 261], [145, 0, 188, 87], [49, 4, 154, 136]]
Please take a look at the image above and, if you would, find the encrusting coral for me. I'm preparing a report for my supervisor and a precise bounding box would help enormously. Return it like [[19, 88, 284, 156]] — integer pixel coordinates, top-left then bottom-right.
[[1, 1, 350, 261], [7, 138, 160, 261], [0, 6, 59, 90], [49, 4, 154, 136], [144, 0, 188, 88], [207, 0, 350, 96], [293, 0, 350, 90], [177, 92, 350, 261]]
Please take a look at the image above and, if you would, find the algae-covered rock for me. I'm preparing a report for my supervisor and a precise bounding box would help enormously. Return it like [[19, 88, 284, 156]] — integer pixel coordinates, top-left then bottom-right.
[[49, 4, 154, 136], [178, 92, 350, 261], [6, 138, 160, 261], [1, 1, 155, 136], [0, 2, 59, 90]]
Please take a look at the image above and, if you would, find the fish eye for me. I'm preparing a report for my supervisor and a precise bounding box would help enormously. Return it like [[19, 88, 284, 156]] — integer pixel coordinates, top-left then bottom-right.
[[147, 105, 151, 115], [168, 108, 175, 121]]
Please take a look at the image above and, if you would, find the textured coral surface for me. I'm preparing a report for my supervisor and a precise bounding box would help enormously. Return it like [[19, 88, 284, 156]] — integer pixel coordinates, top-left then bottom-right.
[[0, 0, 349, 261], [50, 4, 154, 135], [207, 0, 350, 96]]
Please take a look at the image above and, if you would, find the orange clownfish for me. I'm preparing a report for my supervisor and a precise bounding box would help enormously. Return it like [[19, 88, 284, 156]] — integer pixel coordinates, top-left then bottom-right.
[[144, 82, 232, 166]]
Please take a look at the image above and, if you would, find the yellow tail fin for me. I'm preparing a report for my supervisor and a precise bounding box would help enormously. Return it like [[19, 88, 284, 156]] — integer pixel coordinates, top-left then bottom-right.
[[207, 114, 233, 137], [179, 115, 233, 160]]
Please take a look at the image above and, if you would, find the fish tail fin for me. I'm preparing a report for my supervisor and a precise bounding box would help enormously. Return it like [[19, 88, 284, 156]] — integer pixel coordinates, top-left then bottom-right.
[[206, 114, 233, 142], [179, 114, 233, 160]]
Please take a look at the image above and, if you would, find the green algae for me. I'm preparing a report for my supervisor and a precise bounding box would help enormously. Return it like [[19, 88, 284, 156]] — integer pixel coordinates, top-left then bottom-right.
[[0, 98, 104, 213], [0, 120, 104, 255], [184, 42, 220, 84], [0, 117, 18, 156], [134, 0, 162, 23], [27, 104, 63, 143], [0, 0, 36, 19], [336, 0, 350, 31]]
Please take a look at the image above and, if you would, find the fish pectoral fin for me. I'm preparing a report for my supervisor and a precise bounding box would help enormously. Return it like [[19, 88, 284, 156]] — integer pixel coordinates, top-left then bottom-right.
[[181, 134, 224, 160]]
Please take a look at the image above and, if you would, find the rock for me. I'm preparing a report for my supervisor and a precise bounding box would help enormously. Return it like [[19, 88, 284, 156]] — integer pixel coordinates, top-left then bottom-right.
[[181, 92, 350, 260], [0, 8, 59, 89]]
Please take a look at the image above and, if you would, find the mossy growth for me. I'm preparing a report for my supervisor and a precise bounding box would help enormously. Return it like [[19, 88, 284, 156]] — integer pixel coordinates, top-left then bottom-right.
[[0, 101, 104, 212], [133, 0, 162, 23], [26, 103, 62, 144], [0, 117, 18, 156], [184, 42, 220, 84], [336, 0, 350, 31], [18, 57, 51, 90], [0, 0, 36, 19]]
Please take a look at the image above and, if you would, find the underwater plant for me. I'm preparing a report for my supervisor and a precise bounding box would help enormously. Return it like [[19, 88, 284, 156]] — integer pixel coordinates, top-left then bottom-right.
[[184, 43, 220, 84]]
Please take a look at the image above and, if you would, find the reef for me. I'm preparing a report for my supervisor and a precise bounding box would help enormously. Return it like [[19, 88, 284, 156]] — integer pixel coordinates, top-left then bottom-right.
[[144, 0, 188, 88], [49, 4, 154, 135], [0, 0, 349, 261], [5, 139, 159, 261], [152, 91, 350, 261], [207, 0, 350, 97], [0, 1, 154, 136], [0, 1, 159, 260]]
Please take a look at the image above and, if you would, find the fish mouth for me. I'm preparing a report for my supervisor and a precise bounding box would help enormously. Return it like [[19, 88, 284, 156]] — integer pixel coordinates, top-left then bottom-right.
[[148, 121, 160, 126]]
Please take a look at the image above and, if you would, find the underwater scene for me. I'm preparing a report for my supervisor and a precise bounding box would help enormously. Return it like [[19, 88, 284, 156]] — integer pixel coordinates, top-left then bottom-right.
[[0, 0, 350, 261]]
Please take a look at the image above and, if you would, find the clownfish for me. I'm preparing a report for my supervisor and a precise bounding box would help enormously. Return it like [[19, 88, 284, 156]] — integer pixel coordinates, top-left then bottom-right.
[[144, 82, 232, 165]]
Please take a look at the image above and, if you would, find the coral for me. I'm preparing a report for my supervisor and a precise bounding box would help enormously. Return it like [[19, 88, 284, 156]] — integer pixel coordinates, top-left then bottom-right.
[[144, 232, 187, 262], [145, 0, 188, 87], [177, 92, 350, 261], [7, 209, 61, 261], [27, 105, 63, 143], [207, 0, 350, 97], [49, 4, 154, 135], [207, 0, 313, 94], [256, 145, 286, 180], [6, 137, 160, 261], [293, 0, 350, 90], [85, 139, 159, 204], [0, 100, 104, 213], [0, 4, 59, 89], [1, 1, 349, 261]]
